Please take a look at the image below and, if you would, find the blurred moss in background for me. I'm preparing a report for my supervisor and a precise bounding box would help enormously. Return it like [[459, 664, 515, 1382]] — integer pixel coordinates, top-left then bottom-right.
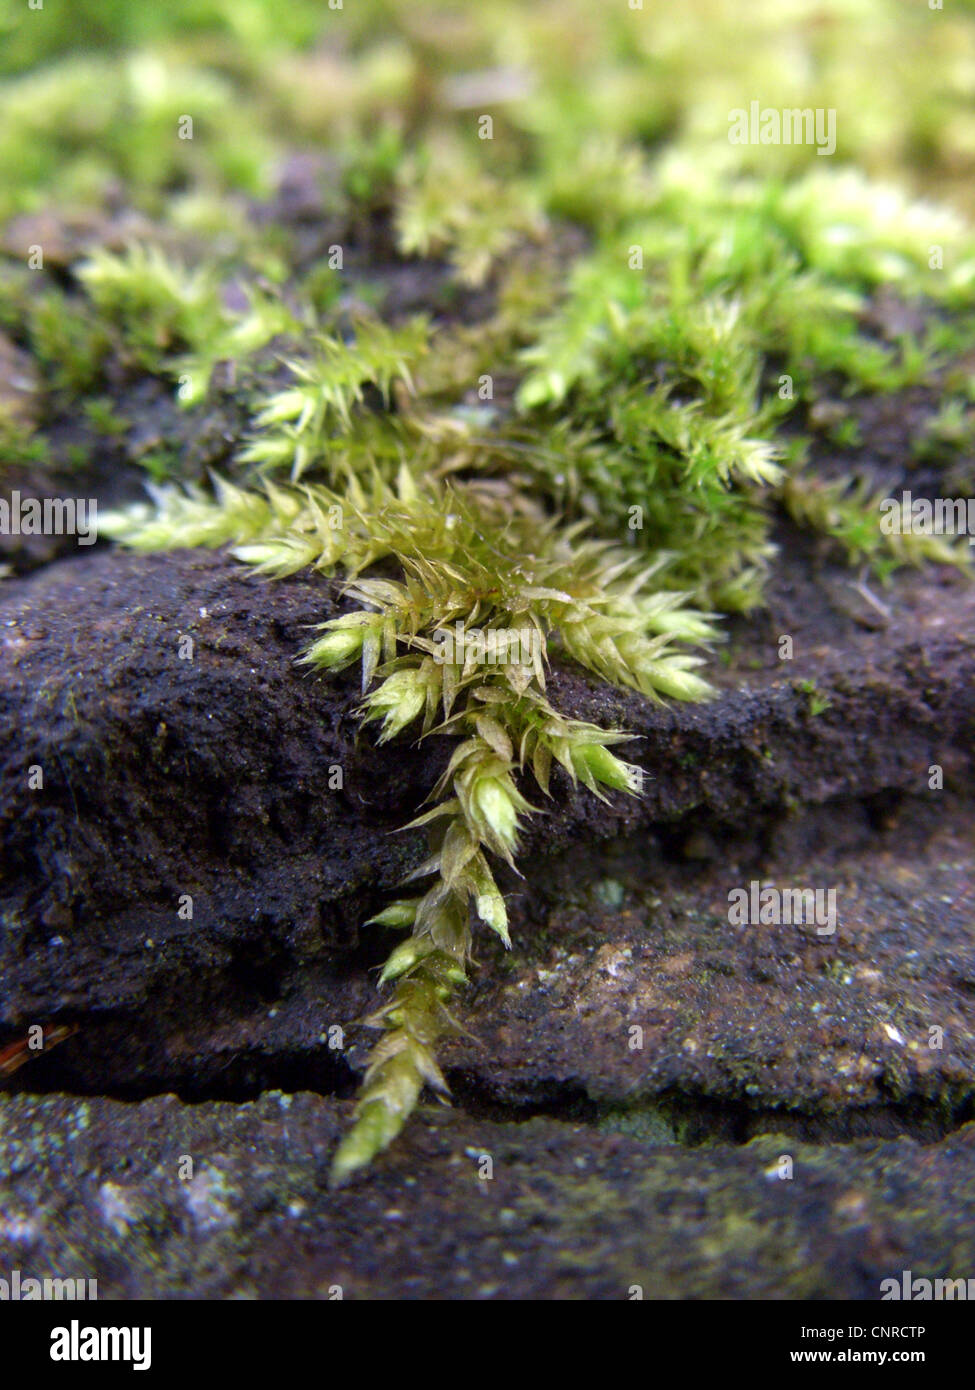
[[1, 0, 974, 222], [2, 0, 974, 606]]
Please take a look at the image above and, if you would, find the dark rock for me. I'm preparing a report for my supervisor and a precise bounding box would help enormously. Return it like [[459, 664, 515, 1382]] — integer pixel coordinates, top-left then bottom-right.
[[1, 1091, 973, 1298], [1, 540, 974, 1295]]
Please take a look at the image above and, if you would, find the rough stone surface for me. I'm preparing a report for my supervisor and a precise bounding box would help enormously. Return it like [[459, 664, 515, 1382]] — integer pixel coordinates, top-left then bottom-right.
[[1, 1091, 973, 1299], [2, 544, 972, 1032], [1, 537, 973, 1296]]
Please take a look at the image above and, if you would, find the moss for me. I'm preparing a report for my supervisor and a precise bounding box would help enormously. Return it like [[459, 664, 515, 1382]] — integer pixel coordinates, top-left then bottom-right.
[[27, 289, 113, 394], [0, 417, 49, 471], [597, 1104, 677, 1146], [795, 680, 833, 718], [5, 0, 975, 1178], [82, 397, 130, 438]]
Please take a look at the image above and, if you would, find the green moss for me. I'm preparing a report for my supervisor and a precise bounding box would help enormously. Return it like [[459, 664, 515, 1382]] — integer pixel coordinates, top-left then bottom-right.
[[795, 680, 833, 718], [82, 397, 129, 438], [5, 0, 975, 1179], [25, 290, 110, 394], [597, 1105, 677, 1146]]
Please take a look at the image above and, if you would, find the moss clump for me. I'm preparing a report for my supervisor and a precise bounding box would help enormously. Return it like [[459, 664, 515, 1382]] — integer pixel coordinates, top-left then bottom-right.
[[4, 0, 975, 1176]]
